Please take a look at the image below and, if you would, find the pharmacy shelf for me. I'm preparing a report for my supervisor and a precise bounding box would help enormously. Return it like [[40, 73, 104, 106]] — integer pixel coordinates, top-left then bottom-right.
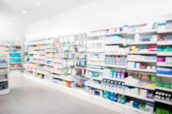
[[157, 41, 172, 45], [102, 77, 125, 82], [128, 51, 157, 55], [125, 84, 155, 90], [104, 53, 127, 56], [156, 87, 172, 92], [157, 52, 172, 56], [157, 63, 172, 67], [104, 64, 126, 69], [125, 93, 154, 102], [127, 59, 156, 63], [86, 83, 124, 95], [156, 74, 172, 78], [127, 68, 156, 73], [154, 99, 172, 105], [129, 41, 157, 45]]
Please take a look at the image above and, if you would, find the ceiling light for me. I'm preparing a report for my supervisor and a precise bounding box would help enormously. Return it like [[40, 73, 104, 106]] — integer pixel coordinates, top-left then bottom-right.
[[35, 2, 41, 5], [21, 10, 27, 14]]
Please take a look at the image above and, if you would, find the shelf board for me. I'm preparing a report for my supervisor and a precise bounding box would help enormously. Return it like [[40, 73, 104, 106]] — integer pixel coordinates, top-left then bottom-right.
[[75, 66, 86, 69], [127, 59, 156, 63], [157, 63, 172, 67], [127, 68, 156, 73], [156, 87, 172, 92], [0, 79, 8, 82], [157, 29, 172, 34], [154, 99, 172, 105], [156, 74, 172, 78], [130, 29, 157, 34], [0, 89, 9, 95], [157, 41, 172, 45], [85, 76, 102, 81], [104, 64, 126, 69], [86, 68, 104, 73], [51, 74, 74, 82], [102, 77, 125, 82], [104, 53, 127, 56], [128, 51, 157, 55], [87, 63, 104, 66], [157, 52, 172, 56], [124, 105, 154, 114], [129, 41, 157, 45], [87, 49, 104, 53], [86, 83, 124, 95], [125, 84, 155, 90], [125, 93, 154, 102], [104, 42, 126, 45], [0, 67, 8, 69], [0, 73, 8, 75]]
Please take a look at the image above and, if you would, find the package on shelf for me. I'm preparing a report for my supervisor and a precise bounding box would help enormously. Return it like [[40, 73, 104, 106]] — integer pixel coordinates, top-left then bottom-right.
[[155, 90, 172, 103], [125, 76, 156, 89], [157, 46, 172, 53], [105, 55, 127, 65], [0, 59, 7, 68], [87, 29, 109, 37], [133, 35, 158, 42], [105, 45, 129, 54], [127, 62, 156, 70], [104, 35, 128, 44], [103, 69, 127, 80], [130, 45, 157, 52], [158, 57, 172, 64], [87, 40, 104, 52], [128, 55, 157, 61], [157, 67, 172, 76], [87, 53, 104, 61], [158, 21, 172, 31]]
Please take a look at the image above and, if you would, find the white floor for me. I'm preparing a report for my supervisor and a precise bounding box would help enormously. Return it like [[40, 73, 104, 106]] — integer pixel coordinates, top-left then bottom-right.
[[0, 71, 116, 114]]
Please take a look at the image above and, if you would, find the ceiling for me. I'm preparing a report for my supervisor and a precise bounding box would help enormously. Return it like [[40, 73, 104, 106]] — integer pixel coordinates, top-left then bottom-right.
[[0, 0, 96, 23]]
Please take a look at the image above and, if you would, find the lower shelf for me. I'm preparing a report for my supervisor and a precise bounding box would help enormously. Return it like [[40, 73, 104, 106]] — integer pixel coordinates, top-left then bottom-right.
[[0, 89, 9, 95], [24, 74, 154, 114]]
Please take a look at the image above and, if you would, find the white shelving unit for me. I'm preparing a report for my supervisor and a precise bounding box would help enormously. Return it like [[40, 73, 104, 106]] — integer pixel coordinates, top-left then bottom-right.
[[0, 55, 9, 95], [24, 20, 172, 114]]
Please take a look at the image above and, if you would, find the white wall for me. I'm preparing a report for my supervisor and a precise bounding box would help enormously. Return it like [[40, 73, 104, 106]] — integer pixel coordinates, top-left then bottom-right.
[[26, 0, 172, 40], [0, 12, 27, 42]]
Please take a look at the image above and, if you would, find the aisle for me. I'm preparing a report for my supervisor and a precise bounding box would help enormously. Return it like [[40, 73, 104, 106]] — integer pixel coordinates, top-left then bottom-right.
[[0, 71, 115, 114]]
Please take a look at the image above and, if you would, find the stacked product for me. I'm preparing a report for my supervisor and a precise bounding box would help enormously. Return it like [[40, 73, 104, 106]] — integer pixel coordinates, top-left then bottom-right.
[[103, 69, 127, 81], [130, 45, 157, 53], [74, 36, 87, 87], [127, 62, 156, 72], [103, 91, 127, 104], [155, 90, 172, 104], [105, 55, 127, 66]]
